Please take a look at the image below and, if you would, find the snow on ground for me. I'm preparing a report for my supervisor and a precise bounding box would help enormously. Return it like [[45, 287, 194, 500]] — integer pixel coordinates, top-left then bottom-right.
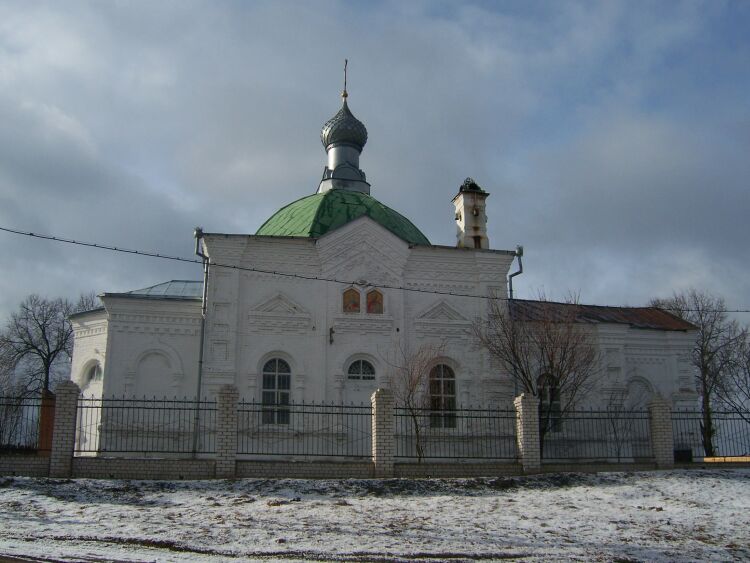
[[0, 469, 748, 562]]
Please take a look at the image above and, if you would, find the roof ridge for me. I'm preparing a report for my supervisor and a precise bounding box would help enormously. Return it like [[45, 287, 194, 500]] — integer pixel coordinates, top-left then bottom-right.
[[514, 298, 658, 311]]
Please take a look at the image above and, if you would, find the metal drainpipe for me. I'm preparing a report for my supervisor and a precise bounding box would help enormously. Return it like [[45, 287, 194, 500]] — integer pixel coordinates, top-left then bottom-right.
[[507, 245, 524, 300], [191, 227, 210, 457], [507, 245, 524, 399]]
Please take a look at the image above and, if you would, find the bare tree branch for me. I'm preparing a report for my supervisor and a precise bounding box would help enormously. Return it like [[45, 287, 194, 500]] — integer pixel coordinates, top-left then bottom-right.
[[0, 293, 100, 393], [718, 334, 750, 425], [384, 341, 446, 462], [650, 289, 746, 456], [473, 296, 602, 456]]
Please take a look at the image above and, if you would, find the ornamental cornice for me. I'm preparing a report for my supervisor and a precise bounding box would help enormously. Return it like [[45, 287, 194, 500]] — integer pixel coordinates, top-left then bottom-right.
[[241, 271, 319, 285], [332, 315, 394, 334], [74, 326, 107, 338], [112, 324, 200, 336], [625, 356, 668, 365], [110, 313, 201, 325], [414, 322, 471, 339], [405, 279, 475, 290], [246, 316, 312, 334]]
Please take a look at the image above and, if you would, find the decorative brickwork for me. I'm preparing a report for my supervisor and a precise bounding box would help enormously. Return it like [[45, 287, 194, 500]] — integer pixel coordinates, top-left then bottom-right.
[[649, 398, 674, 469], [372, 388, 395, 477], [514, 394, 541, 473], [49, 381, 80, 478], [216, 384, 239, 478]]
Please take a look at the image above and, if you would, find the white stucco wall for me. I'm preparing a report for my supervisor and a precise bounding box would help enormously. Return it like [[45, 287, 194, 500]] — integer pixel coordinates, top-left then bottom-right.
[[593, 325, 696, 408], [70, 310, 108, 399], [70, 216, 697, 410], [198, 217, 516, 405], [71, 297, 202, 399]]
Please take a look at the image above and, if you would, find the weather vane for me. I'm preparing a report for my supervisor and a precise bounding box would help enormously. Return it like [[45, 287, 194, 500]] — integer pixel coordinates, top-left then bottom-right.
[[342, 59, 348, 99]]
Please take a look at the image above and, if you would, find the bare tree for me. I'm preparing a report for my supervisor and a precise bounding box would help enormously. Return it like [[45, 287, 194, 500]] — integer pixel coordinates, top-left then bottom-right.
[[650, 289, 746, 456], [0, 292, 99, 393], [473, 297, 601, 456], [606, 382, 652, 461], [385, 341, 445, 462], [718, 334, 750, 424]]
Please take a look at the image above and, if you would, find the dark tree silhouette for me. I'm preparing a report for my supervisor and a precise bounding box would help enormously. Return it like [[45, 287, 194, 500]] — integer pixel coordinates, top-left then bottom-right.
[[0, 293, 98, 393], [651, 289, 746, 456]]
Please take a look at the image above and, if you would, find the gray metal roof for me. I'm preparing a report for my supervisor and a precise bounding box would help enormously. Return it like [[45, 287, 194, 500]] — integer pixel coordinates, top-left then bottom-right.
[[111, 280, 203, 300]]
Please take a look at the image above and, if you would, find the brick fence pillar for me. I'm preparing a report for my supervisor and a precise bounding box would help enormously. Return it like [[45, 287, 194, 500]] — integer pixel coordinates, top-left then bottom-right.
[[514, 393, 541, 473], [49, 380, 80, 478], [649, 397, 674, 469], [371, 388, 394, 478], [38, 389, 56, 455], [215, 384, 239, 478]]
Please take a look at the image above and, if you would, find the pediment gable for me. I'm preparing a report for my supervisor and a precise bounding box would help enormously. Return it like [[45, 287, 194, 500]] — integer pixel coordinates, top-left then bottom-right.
[[252, 293, 309, 315], [317, 217, 410, 287], [414, 300, 471, 340], [247, 293, 312, 334], [417, 301, 470, 322]]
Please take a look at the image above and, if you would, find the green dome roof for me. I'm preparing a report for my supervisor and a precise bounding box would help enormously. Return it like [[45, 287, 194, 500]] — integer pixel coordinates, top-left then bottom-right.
[[256, 189, 430, 245]]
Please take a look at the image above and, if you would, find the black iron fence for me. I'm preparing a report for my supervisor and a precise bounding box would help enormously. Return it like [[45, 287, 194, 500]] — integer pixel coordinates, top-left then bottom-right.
[[237, 401, 372, 458], [9, 390, 747, 466], [672, 411, 750, 460], [0, 395, 48, 453], [75, 397, 217, 455], [394, 406, 517, 460], [541, 409, 652, 462]]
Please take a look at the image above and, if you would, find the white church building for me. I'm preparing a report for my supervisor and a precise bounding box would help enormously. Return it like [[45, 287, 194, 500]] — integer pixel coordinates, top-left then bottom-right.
[[69, 90, 698, 416]]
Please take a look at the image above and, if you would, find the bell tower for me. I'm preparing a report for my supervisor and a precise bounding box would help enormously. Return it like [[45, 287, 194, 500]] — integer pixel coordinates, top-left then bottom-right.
[[453, 177, 490, 249]]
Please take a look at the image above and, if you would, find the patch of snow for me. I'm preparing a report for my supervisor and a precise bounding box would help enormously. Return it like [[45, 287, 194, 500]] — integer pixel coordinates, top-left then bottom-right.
[[0, 469, 748, 561]]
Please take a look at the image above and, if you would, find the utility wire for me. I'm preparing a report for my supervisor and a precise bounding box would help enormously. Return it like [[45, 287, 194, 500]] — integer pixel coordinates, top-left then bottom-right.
[[3, 225, 750, 313], [0, 225, 503, 300]]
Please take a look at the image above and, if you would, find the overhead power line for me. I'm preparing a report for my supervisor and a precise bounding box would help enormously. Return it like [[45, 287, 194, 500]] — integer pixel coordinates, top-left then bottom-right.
[[0, 225, 504, 300], [2, 225, 750, 313]]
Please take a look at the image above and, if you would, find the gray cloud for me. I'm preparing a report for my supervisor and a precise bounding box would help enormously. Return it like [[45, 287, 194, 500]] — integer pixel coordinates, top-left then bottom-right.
[[0, 0, 748, 319]]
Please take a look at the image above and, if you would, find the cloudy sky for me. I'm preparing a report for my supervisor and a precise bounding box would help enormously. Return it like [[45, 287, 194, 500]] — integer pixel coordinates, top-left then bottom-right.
[[1, 0, 748, 319]]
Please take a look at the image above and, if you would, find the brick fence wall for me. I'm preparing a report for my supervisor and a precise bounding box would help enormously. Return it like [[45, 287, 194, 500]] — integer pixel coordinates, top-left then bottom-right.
[[1, 383, 702, 480], [0, 455, 50, 477], [72, 457, 215, 480]]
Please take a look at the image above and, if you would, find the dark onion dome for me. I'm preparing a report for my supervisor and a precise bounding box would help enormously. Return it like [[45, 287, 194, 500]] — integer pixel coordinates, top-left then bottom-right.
[[256, 189, 429, 245], [320, 100, 368, 151]]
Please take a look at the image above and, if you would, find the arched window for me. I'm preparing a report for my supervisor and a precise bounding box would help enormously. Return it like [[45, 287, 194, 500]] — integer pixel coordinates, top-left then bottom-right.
[[262, 358, 291, 424], [366, 289, 383, 314], [343, 288, 360, 313], [429, 364, 456, 428], [84, 363, 102, 384], [538, 374, 561, 432], [347, 360, 375, 381]]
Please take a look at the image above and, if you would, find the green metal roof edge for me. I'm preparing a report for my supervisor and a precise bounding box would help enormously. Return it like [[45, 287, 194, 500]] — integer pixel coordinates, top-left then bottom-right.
[[255, 193, 324, 237], [256, 190, 430, 245]]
